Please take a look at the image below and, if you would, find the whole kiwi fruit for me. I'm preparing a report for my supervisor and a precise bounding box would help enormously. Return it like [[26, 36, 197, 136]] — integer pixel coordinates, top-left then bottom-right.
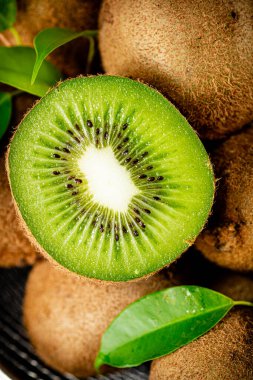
[[195, 127, 253, 271], [7, 75, 214, 281], [0, 153, 37, 267], [23, 260, 170, 377], [2, 0, 101, 76], [149, 309, 253, 380], [99, 0, 253, 140]]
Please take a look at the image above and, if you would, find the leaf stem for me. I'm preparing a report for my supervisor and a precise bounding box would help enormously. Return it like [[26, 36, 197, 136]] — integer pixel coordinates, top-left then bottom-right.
[[234, 301, 253, 308], [85, 36, 95, 74], [0, 33, 11, 47], [9, 27, 23, 45], [10, 90, 23, 97]]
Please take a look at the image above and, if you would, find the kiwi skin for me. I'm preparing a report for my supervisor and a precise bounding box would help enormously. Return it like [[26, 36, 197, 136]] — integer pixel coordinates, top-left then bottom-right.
[[195, 127, 253, 272], [149, 309, 253, 380], [150, 272, 253, 380], [99, 0, 253, 140], [23, 261, 171, 377], [2, 0, 101, 76], [0, 153, 37, 267]]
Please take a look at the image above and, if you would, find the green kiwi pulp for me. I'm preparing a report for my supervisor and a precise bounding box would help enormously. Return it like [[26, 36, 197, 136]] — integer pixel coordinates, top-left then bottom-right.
[[8, 76, 214, 281]]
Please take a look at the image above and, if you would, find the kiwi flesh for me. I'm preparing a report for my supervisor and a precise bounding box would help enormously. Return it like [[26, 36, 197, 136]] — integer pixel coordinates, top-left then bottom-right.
[[23, 260, 170, 377], [195, 127, 253, 271], [7, 75, 214, 281], [149, 308, 253, 380], [99, 0, 253, 140], [0, 153, 37, 267], [2, 0, 101, 76]]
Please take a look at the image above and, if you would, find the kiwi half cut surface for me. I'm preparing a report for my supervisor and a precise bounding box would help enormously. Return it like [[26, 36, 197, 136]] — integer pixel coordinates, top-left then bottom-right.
[[8, 76, 214, 281]]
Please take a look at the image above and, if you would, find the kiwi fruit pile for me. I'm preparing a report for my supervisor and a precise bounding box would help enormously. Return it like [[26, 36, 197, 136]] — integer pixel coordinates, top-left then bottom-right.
[[99, 0, 253, 140], [0, 0, 252, 378], [7, 75, 214, 281], [23, 260, 170, 377]]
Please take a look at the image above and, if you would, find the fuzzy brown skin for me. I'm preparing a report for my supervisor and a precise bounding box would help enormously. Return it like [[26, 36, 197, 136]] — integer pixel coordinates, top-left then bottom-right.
[[195, 127, 253, 271], [211, 272, 253, 302], [99, 0, 253, 140], [23, 261, 170, 377], [149, 308, 253, 380], [2, 0, 101, 76], [0, 153, 37, 267]]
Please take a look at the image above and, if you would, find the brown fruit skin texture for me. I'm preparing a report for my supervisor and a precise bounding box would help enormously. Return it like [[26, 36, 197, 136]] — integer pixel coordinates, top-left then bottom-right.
[[0, 153, 37, 267], [195, 127, 253, 271], [23, 261, 170, 377], [211, 272, 253, 302], [2, 0, 101, 76], [149, 309, 253, 380], [99, 0, 253, 140]]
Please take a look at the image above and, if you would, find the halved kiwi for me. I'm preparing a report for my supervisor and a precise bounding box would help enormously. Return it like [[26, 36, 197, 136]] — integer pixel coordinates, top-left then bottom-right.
[[7, 76, 214, 281]]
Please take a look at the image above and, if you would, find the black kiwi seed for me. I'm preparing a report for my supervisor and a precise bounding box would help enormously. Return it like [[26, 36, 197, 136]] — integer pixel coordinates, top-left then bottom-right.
[[52, 171, 60, 175], [133, 208, 140, 215], [147, 165, 153, 170], [74, 179, 82, 184], [132, 159, 139, 165], [100, 224, 104, 233], [139, 174, 147, 179], [153, 196, 161, 200], [63, 148, 70, 153], [142, 152, 148, 158], [157, 176, 164, 181], [68, 176, 74, 180], [74, 137, 81, 143], [117, 133, 122, 138], [115, 234, 119, 241], [139, 221, 146, 228], [104, 132, 108, 139], [133, 230, 139, 237], [96, 128, 100, 135], [67, 130, 74, 136], [55, 147, 60, 151], [53, 153, 61, 159], [122, 123, 128, 130], [117, 145, 122, 150], [144, 208, 151, 214], [125, 157, 131, 163], [87, 120, 93, 128], [135, 217, 141, 223], [75, 124, 80, 131], [123, 137, 129, 142], [72, 191, 78, 196], [123, 149, 129, 155], [66, 184, 73, 189], [148, 177, 155, 182], [122, 226, 127, 233]]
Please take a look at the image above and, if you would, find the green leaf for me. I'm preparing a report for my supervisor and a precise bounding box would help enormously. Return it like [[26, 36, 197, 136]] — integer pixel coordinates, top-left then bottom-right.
[[95, 286, 236, 369], [0, 46, 61, 97], [0, 92, 12, 139], [32, 27, 97, 84], [0, 0, 17, 32]]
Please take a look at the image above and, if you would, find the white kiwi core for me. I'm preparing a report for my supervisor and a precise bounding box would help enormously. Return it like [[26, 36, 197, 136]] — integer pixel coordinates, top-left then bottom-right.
[[78, 145, 139, 212]]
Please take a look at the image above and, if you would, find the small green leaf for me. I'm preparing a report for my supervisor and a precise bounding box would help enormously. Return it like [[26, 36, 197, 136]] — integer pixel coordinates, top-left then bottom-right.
[[0, 0, 17, 32], [0, 92, 12, 139], [95, 286, 236, 369], [0, 46, 61, 97], [32, 27, 97, 84]]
